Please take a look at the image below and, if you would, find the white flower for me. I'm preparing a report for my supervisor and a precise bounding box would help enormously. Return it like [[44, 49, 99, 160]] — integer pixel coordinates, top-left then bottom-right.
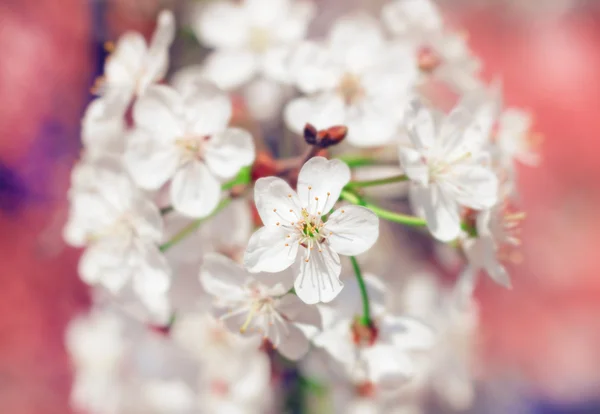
[[81, 98, 126, 156], [99, 10, 175, 111], [66, 310, 126, 414], [494, 108, 540, 170], [400, 101, 499, 241], [314, 273, 434, 391], [462, 203, 525, 288], [284, 14, 418, 147], [200, 253, 322, 360], [64, 156, 171, 304], [244, 157, 379, 304], [381, 0, 443, 38], [194, 0, 315, 89], [124, 83, 255, 218]]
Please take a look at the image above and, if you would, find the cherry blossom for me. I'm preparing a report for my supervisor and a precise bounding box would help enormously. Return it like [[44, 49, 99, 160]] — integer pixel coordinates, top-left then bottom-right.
[[97, 10, 175, 112], [244, 157, 379, 304], [284, 14, 418, 147], [124, 82, 255, 218], [200, 253, 322, 360], [193, 0, 315, 90], [399, 100, 499, 241]]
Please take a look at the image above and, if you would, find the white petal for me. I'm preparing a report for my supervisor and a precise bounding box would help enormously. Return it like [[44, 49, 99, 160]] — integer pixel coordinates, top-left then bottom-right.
[[81, 98, 126, 155], [203, 50, 258, 90], [253, 177, 302, 227], [200, 253, 250, 300], [297, 157, 350, 215], [132, 243, 171, 297], [195, 1, 249, 48], [325, 206, 379, 256], [380, 315, 435, 351], [170, 161, 221, 218], [130, 196, 164, 242], [284, 94, 346, 134], [344, 102, 399, 148], [183, 80, 232, 135], [204, 128, 255, 179], [288, 41, 340, 94], [124, 128, 180, 190], [139, 10, 176, 91], [271, 1, 315, 44], [244, 226, 299, 273], [328, 13, 385, 73], [104, 32, 146, 90], [405, 100, 436, 151], [361, 345, 413, 388], [277, 294, 322, 329], [411, 184, 461, 242], [449, 164, 498, 209], [294, 246, 342, 304], [398, 147, 428, 185], [133, 84, 184, 138], [274, 323, 310, 360], [78, 241, 132, 292]]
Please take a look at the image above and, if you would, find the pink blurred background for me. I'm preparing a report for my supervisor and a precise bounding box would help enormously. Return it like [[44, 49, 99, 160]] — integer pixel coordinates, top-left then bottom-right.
[[1, 1, 599, 412]]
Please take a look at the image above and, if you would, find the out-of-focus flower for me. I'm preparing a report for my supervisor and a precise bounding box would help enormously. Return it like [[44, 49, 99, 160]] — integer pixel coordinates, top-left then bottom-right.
[[63, 156, 171, 309], [124, 83, 255, 218], [81, 98, 126, 157], [494, 109, 540, 173], [314, 273, 434, 392], [98, 10, 175, 112], [400, 101, 498, 241], [200, 253, 322, 360], [285, 14, 418, 147], [381, 0, 442, 38], [462, 202, 525, 289], [66, 310, 126, 414], [244, 157, 379, 304], [193, 0, 316, 90]]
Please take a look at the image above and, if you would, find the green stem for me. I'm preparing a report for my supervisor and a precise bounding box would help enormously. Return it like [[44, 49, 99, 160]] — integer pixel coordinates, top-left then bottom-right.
[[350, 256, 370, 326], [336, 154, 377, 168], [340, 189, 476, 235], [159, 198, 232, 252], [345, 174, 408, 189], [340, 190, 427, 227]]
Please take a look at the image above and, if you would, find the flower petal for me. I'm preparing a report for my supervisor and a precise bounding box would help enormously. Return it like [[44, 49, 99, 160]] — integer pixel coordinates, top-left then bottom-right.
[[449, 164, 498, 209], [398, 146, 428, 185], [277, 294, 322, 329], [294, 246, 342, 304], [405, 100, 436, 151], [411, 184, 461, 242], [380, 315, 435, 351], [288, 41, 340, 94], [205, 128, 255, 179], [81, 98, 126, 155], [297, 157, 351, 216], [139, 10, 175, 91], [195, 1, 249, 49], [133, 84, 184, 138], [124, 128, 180, 190], [284, 94, 346, 134], [170, 161, 221, 218], [203, 50, 258, 90], [273, 323, 310, 361], [183, 80, 232, 135], [361, 344, 414, 388], [200, 253, 250, 300], [254, 177, 302, 227], [325, 205, 379, 256], [244, 226, 299, 273], [78, 240, 132, 292], [132, 243, 172, 298]]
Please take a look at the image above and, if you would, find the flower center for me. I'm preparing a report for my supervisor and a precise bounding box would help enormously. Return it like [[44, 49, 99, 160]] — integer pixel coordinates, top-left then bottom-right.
[[176, 135, 210, 161], [248, 27, 272, 53], [428, 151, 472, 181], [350, 317, 379, 348], [337, 73, 365, 105]]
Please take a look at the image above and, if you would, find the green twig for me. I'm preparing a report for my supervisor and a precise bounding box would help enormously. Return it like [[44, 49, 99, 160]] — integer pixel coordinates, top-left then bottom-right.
[[159, 198, 232, 252], [350, 256, 370, 326], [345, 174, 408, 189]]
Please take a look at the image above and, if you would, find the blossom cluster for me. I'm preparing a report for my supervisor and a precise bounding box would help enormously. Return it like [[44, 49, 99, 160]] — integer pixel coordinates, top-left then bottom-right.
[[64, 1, 539, 413]]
